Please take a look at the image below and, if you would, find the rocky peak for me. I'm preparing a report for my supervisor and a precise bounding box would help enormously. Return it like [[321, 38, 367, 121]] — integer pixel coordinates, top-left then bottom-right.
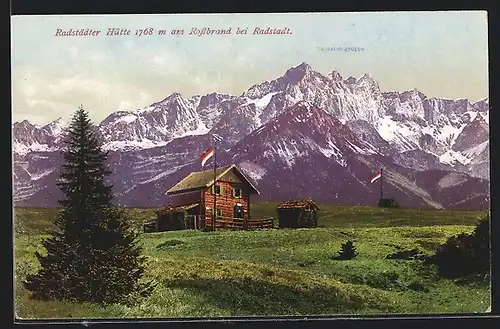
[[42, 117, 67, 136], [281, 62, 314, 85], [278, 101, 342, 129], [44, 117, 65, 126], [399, 88, 426, 102], [14, 119, 35, 130], [198, 93, 233, 108], [328, 70, 343, 82], [355, 73, 378, 87], [152, 92, 184, 107], [472, 98, 489, 112], [344, 76, 357, 85]]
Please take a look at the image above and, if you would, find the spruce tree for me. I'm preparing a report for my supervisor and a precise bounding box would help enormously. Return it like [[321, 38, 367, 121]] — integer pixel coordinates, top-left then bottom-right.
[[24, 106, 153, 304], [338, 240, 358, 260]]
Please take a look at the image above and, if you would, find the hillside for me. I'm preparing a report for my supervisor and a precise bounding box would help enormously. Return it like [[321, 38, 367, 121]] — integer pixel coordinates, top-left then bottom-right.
[[14, 205, 489, 318]]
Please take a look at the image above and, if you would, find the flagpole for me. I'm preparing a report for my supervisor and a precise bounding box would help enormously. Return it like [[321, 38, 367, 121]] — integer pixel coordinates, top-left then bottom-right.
[[380, 168, 384, 201], [212, 137, 217, 231]]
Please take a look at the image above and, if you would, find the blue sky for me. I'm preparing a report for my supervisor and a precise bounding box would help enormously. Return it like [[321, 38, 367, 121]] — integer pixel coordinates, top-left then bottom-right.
[[11, 11, 488, 124]]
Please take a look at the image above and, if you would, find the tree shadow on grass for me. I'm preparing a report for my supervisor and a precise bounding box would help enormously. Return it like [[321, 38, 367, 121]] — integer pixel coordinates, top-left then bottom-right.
[[164, 277, 398, 316]]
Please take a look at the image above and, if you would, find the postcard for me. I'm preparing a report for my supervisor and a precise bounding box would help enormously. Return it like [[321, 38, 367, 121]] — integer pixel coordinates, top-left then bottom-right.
[[11, 11, 490, 320]]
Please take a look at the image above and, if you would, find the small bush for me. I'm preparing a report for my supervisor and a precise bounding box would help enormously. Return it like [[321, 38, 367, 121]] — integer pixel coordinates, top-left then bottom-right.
[[378, 198, 400, 208], [335, 240, 358, 260], [428, 216, 490, 278]]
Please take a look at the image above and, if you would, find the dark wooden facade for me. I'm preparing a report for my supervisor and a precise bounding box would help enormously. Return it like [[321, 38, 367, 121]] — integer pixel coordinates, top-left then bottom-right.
[[153, 164, 261, 231], [156, 203, 202, 231], [276, 199, 320, 229]]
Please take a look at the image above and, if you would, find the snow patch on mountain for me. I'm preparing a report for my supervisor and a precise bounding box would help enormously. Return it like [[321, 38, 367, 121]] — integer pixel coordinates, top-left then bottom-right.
[[376, 116, 421, 152], [173, 120, 210, 139], [270, 140, 303, 168], [437, 123, 464, 146], [43, 118, 67, 136], [140, 164, 187, 185], [439, 150, 471, 166], [30, 169, 54, 181], [116, 114, 138, 124], [346, 141, 377, 155], [102, 140, 168, 152], [244, 92, 279, 108], [377, 116, 412, 141], [13, 142, 54, 156], [479, 112, 489, 124], [317, 139, 343, 158], [238, 161, 267, 182]]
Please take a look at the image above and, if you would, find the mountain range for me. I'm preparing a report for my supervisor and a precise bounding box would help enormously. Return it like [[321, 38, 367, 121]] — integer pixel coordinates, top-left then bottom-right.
[[12, 62, 490, 210]]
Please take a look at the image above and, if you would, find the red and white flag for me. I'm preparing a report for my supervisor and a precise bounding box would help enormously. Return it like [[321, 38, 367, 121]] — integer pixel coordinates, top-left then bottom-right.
[[370, 172, 382, 183], [200, 146, 214, 167]]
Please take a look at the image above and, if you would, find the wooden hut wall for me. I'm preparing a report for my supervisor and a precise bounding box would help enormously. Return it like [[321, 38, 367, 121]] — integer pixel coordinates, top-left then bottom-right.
[[278, 208, 301, 228], [203, 181, 250, 224], [157, 206, 202, 231], [158, 211, 186, 231], [277, 207, 318, 228]]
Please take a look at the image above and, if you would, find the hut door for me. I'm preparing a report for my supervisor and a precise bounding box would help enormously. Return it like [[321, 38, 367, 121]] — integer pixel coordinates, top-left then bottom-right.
[[234, 205, 244, 218], [234, 205, 245, 229]]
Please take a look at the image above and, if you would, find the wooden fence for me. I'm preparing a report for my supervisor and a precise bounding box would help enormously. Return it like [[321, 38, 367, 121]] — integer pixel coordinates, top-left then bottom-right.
[[206, 216, 274, 230]]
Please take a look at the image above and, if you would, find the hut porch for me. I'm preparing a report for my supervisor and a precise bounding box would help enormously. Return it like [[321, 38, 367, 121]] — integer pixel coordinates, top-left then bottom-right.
[[156, 203, 203, 231]]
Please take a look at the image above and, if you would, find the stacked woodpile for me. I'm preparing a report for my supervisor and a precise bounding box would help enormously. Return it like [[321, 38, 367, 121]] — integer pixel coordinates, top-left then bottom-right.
[[277, 199, 319, 229]]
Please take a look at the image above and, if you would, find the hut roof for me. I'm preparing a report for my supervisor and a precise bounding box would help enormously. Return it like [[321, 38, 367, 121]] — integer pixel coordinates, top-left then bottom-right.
[[158, 203, 200, 215], [277, 199, 320, 211], [167, 164, 260, 195]]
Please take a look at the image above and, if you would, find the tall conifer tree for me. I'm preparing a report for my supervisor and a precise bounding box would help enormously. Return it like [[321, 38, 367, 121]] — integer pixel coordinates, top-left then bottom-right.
[[24, 106, 153, 304]]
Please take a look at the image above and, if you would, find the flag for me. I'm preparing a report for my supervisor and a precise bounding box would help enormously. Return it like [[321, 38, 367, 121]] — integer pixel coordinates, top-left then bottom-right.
[[201, 146, 214, 167], [370, 172, 381, 183]]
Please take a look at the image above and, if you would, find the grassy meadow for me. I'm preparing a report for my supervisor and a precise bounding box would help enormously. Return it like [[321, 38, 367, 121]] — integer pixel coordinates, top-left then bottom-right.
[[13, 204, 490, 319]]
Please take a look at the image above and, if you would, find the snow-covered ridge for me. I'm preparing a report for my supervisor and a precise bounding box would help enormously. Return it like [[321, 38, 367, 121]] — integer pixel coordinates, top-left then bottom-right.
[[12, 63, 489, 180]]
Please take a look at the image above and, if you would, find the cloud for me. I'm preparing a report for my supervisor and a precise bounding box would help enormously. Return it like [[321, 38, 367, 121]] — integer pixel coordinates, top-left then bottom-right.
[[68, 46, 79, 58], [123, 40, 135, 49], [21, 84, 37, 97], [86, 51, 108, 62], [118, 100, 133, 111], [47, 76, 112, 95]]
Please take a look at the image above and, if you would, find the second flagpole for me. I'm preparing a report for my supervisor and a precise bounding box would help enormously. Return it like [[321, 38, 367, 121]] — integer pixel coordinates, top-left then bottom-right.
[[380, 168, 384, 201], [212, 136, 217, 231]]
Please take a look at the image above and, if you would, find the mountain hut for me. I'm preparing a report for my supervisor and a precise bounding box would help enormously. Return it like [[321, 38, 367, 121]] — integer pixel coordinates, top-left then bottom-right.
[[276, 199, 320, 228]]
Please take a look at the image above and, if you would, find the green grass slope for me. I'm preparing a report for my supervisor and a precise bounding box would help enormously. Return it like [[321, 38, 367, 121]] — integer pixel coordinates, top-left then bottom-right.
[[13, 205, 489, 318]]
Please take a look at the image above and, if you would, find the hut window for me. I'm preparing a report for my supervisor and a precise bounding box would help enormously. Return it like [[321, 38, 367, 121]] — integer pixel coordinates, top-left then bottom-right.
[[232, 187, 242, 198], [212, 208, 223, 217], [234, 205, 244, 218], [211, 184, 224, 195]]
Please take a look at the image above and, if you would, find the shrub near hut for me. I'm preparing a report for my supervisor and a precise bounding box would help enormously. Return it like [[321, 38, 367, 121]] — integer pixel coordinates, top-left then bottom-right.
[[276, 199, 320, 229]]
